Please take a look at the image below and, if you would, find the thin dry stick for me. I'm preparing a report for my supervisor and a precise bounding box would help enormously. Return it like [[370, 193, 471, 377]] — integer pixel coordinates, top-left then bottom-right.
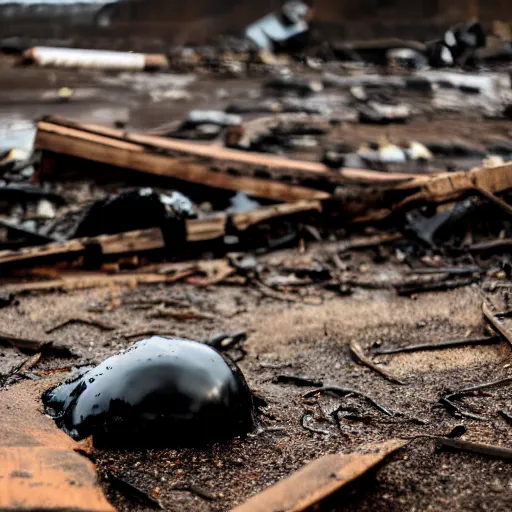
[[440, 376, 512, 421], [350, 341, 405, 385], [375, 336, 501, 355], [46, 316, 118, 334], [303, 386, 394, 416]]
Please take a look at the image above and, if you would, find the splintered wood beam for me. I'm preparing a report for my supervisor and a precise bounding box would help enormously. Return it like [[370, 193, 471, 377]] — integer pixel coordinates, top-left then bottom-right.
[[38, 116, 431, 187], [35, 122, 329, 203], [0, 201, 321, 268]]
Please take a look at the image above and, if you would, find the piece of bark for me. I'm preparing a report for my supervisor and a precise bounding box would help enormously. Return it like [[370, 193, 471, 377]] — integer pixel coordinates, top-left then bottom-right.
[[0, 379, 113, 511], [231, 440, 406, 512]]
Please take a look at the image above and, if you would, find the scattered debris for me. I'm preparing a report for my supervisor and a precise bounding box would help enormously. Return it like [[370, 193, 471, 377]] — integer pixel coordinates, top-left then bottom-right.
[[245, 1, 310, 53]]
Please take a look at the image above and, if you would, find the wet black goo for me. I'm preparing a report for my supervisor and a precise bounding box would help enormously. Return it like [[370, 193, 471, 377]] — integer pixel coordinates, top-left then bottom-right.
[[42, 337, 254, 448]]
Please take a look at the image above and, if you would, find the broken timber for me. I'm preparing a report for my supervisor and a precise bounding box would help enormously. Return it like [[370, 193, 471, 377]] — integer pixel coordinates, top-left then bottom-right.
[[0, 201, 321, 268], [231, 440, 406, 512], [35, 117, 432, 199], [0, 379, 113, 511]]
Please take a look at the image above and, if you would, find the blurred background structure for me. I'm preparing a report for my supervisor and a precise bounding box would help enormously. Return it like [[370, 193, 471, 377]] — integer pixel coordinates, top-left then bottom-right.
[[1, 0, 512, 46]]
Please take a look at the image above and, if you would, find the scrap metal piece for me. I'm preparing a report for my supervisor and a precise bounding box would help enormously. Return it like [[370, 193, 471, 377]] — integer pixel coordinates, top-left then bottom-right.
[[231, 440, 406, 512]]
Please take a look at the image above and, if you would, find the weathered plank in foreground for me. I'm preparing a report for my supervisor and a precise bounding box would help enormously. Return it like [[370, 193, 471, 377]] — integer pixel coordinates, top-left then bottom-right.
[[231, 440, 406, 512], [0, 380, 113, 511]]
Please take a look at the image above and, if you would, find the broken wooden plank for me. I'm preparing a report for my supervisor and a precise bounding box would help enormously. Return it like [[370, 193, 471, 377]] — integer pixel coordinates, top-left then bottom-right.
[[231, 440, 406, 512], [38, 117, 433, 187], [2, 271, 181, 294], [0, 201, 321, 269], [35, 121, 329, 203], [396, 162, 512, 211], [0, 379, 113, 511]]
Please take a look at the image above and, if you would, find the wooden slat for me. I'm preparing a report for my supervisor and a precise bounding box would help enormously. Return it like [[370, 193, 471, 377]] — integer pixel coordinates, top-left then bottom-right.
[[35, 122, 329, 202], [40, 117, 433, 186], [231, 440, 406, 512], [0, 380, 113, 511], [0, 201, 321, 268]]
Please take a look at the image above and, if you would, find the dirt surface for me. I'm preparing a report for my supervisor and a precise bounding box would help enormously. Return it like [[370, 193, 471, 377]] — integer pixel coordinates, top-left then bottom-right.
[[2, 53, 512, 512], [1, 271, 511, 511]]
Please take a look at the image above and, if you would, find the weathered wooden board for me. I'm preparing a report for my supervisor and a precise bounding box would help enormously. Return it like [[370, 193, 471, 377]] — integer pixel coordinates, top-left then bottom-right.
[[0, 380, 113, 511]]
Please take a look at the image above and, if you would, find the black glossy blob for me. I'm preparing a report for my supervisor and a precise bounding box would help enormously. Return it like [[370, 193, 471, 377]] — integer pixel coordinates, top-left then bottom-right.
[[42, 337, 254, 447]]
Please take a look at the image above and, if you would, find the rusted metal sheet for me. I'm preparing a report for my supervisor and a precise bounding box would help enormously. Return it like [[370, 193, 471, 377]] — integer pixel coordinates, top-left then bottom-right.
[[0, 380, 114, 511], [24, 46, 168, 70], [231, 439, 407, 512]]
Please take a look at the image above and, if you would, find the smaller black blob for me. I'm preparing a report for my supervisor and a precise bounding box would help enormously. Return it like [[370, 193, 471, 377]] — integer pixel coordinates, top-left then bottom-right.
[[42, 337, 254, 448]]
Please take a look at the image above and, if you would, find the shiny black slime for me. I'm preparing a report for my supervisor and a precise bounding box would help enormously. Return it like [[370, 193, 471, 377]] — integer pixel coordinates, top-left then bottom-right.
[[42, 337, 254, 447]]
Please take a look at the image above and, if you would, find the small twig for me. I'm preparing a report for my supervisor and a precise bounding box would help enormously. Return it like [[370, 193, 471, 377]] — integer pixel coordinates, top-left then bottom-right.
[[350, 341, 405, 385], [447, 377, 512, 399], [46, 316, 118, 334], [434, 437, 512, 460], [107, 472, 163, 510], [439, 397, 486, 421], [440, 377, 512, 420], [483, 300, 512, 346], [374, 336, 501, 355], [120, 329, 177, 340], [395, 277, 477, 296], [301, 414, 330, 436], [254, 281, 300, 303], [1, 342, 51, 387], [498, 410, 512, 426], [275, 375, 324, 387], [303, 386, 393, 417], [406, 266, 481, 276], [150, 308, 215, 321], [124, 297, 191, 309]]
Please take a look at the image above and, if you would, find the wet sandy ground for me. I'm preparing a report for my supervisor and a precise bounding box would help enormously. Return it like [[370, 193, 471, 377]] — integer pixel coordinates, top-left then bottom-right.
[[1, 268, 512, 511]]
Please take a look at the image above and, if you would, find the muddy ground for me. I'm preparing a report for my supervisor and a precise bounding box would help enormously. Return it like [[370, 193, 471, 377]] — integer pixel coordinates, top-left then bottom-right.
[[1, 54, 512, 511]]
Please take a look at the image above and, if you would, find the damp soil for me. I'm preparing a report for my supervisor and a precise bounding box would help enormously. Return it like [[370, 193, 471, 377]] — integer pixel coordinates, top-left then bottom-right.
[[1, 276, 511, 511]]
